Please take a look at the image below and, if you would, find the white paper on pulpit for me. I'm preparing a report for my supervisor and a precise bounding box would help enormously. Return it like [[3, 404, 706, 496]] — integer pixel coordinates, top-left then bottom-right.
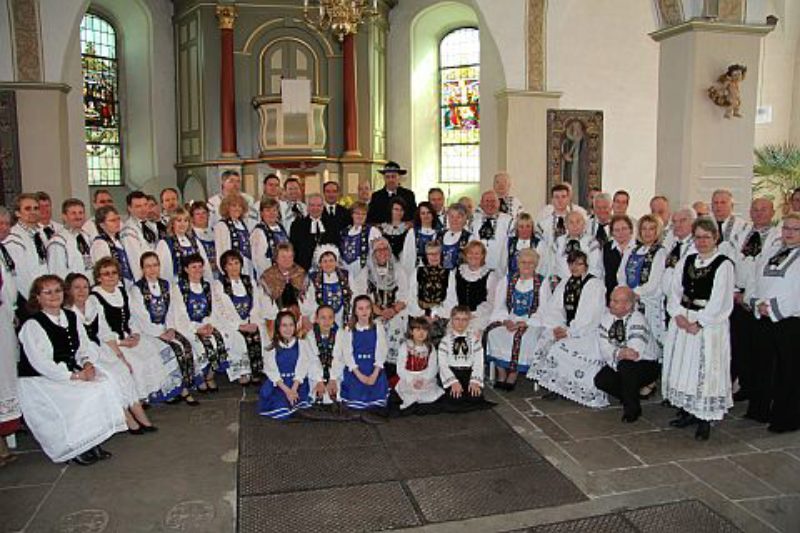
[[281, 79, 311, 114]]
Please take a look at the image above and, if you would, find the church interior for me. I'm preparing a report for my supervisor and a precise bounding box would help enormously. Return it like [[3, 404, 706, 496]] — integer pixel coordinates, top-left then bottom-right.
[[2, 0, 800, 532]]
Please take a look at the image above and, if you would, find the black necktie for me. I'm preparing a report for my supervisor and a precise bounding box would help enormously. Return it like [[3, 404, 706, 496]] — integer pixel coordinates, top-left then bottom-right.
[[43, 226, 55, 239], [479, 216, 496, 241], [717, 221, 725, 244], [328, 206, 335, 216], [768, 247, 793, 267], [742, 231, 762, 258], [33, 232, 47, 262], [0, 244, 15, 272], [76, 233, 90, 256], [556, 216, 566, 237], [453, 336, 468, 355], [609, 318, 626, 343], [596, 223, 608, 245], [291, 203, 302, 217], [499, 197, 510, 214], [666, 240, 681, 268], [141, 221, 157, 244], [566, 239, 581, 255]]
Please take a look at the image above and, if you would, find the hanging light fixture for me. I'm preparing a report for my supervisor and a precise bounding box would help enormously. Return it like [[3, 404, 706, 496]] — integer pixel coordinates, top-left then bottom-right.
[[303, 0, 378, 41]]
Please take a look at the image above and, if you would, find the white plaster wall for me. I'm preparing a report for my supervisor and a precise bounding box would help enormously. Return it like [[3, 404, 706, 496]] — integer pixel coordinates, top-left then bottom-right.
[[34, 0, 176, 199], [387, 0, 524, 202], [0, 0, 14, 81], [547, 0, 660, 217]]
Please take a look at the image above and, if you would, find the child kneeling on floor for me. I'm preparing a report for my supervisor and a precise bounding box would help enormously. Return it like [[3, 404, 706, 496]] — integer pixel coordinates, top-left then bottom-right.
[[258, 311, 314, 419], [438, 306, 494, 412], [392, 317, 444, 414]]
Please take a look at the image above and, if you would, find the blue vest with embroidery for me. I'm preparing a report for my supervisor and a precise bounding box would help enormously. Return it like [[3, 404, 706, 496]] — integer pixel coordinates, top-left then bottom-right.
[[415, 230, 437, 265], [185, 285, 210, 322], [321, 280, 344, 312], [224, 219, 251, 260], [340, 227, 369, 266], [167, 236, 199, 276], [510, 286, 536, 317], [135, 278, 170, 325]]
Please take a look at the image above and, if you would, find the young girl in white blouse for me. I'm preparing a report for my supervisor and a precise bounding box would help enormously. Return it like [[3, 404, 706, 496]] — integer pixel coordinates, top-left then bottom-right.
[[394, 317, 444, 413], [258, 310, 314, 419]]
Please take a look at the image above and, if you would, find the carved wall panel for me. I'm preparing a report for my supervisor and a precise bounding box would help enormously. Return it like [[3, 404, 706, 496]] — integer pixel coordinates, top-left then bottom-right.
[[9, 0, 43, 82], [0, 91, 22, 208]]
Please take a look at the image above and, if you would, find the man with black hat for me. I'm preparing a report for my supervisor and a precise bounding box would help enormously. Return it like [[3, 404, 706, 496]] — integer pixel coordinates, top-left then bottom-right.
[[367, 161, 417, 224]]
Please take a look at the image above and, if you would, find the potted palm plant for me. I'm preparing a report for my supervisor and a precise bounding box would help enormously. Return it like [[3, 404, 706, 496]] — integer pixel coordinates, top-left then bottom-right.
[[753, 143, 800, 216]]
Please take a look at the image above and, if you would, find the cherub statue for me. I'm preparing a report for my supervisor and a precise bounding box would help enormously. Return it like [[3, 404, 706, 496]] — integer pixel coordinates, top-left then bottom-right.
[[708, 64, 747, 119]]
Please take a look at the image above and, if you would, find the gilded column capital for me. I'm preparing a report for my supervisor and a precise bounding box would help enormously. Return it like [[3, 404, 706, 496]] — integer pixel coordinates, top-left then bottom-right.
[[216, 5, 238, 30]]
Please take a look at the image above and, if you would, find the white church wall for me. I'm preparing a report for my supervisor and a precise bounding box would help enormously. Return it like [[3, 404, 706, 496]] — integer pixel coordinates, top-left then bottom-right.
[[22, 0, 176, 202], [387, 0, 524, 204], [547, 0, 660, 216]]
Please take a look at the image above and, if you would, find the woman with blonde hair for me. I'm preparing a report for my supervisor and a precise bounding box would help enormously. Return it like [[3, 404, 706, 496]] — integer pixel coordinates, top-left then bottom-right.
[[618, 214, 667, 356], [214, 193, 254, 277], [155, 207, 212, 285], [444, 240, 499, 331]]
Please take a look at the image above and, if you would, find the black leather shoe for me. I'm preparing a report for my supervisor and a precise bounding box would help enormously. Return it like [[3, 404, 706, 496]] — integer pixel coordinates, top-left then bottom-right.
[[622, 409, 641, 423], [128, 427, 144, 435], [93, 446, 112, 460], [141, 425, 158, 433], [732, 390, 749, 402], [767, 424, 799, 434], [669, 409, 694, 427], [695, 421, 711, 441], [71, 451, 98, 466]]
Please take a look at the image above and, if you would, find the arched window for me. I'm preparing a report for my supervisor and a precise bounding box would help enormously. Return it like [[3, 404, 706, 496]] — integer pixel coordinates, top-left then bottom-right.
[[439, 28, 479, 183], [81, 12, 122, 186]]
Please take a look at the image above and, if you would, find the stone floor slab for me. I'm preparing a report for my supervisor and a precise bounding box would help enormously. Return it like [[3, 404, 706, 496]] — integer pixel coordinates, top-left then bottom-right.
[[376, 409, 509, 442], [560, 438, 642, 472], [678, 457, 779, 500], [406, 463, 586, 523], [239, 482, 421, 532], [549, 409, 657, 440], [0, 484, 51, 532], [724, 426, 800, 452], [0, 451, 63, 488], [585, 464, 695, 496], [525, 416, 573, 443], [729, 452, 800, 494], [527, 513, 638, 532], [615, 427, 751, 464], [739, 495, 800, 533]]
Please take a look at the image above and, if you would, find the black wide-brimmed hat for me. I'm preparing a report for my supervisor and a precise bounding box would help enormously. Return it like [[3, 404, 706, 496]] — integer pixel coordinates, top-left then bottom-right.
[[378, 161, 407, 175]]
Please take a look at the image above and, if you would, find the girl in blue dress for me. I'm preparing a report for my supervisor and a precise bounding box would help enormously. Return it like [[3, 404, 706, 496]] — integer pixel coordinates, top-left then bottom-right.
[[331, 295, 389, 410], [258, 311, 313, 420]]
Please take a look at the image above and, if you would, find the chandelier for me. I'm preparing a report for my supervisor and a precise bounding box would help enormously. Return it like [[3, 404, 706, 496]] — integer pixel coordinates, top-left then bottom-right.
[[303, 0, 378, 41]]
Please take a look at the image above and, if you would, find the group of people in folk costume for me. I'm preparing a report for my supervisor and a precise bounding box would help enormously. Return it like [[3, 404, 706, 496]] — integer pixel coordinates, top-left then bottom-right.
[[2, 161, 800, 467]]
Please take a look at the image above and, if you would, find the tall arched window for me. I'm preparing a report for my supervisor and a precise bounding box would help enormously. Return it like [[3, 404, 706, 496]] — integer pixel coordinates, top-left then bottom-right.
[[439, 28, 479, 183], [81, 12, 122, 186]]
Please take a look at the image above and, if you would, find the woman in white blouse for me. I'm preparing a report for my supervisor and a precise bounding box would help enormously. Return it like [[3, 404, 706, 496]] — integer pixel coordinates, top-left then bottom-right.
[[166, 252, 250, 391], [155, 208, 212, 285], [214, 249, 270, 385], [250, 198, 290, 279], [618, 214, 667, 355], [301, 246, 357, 330], [662, 218, 735, 441], [129, 252, 201, 404], [213, 193, 254, 277], [89, 257, 183, 405], [89, 205, 136, 287], [378, 197, 416, 275], [17, 274, 127, 464], [64, 272, 158, 430]]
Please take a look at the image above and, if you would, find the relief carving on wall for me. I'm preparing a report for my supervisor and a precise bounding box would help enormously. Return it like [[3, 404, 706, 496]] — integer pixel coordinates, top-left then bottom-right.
[[656, 0, 685, 28], [718, 0, 746, 23], [527, 0, 546, 91], [9, 0, 43, 82]]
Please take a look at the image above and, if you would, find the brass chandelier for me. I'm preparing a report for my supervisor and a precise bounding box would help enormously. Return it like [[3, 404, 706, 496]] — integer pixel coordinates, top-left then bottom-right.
[[303, 0, 378, 41]]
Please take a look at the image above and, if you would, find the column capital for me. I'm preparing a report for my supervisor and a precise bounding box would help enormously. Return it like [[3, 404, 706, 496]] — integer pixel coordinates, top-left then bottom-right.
[[215, 4, 238, 30]]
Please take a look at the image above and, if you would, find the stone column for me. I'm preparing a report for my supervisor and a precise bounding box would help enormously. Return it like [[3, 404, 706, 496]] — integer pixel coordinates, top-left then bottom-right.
[[651, 20, 773, 209], [342, 34, 361, 158], [216, 5, 238, 158]]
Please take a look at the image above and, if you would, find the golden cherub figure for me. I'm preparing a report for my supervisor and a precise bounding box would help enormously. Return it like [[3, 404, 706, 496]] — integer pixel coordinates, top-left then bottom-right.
[[708, 64, 747, 119]]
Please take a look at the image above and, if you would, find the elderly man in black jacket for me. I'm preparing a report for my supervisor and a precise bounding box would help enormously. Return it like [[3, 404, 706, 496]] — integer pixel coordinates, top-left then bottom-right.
[[367, 161, 417, 224], [290, 193, 338, 271]]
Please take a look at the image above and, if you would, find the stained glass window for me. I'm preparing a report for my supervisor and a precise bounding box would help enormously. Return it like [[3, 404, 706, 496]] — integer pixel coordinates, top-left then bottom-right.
[[440, 28, 479, 183], [81, 12, 122, 186]]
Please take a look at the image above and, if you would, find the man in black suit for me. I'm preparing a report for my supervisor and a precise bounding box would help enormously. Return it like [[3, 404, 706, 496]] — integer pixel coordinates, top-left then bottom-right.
[[367, 161, 417, 224], [321, 181, 351, 246], [290, 193, 337, 271]]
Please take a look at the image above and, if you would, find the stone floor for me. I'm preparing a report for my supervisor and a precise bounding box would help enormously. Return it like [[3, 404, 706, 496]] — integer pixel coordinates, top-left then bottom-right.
[[1, 381, 799, 532]]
